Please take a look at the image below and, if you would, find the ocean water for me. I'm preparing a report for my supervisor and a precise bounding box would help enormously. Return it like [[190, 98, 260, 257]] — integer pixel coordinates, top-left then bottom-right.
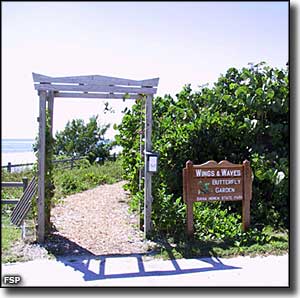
[[2, 139, 35, 153], [1, 139, 36, 167]]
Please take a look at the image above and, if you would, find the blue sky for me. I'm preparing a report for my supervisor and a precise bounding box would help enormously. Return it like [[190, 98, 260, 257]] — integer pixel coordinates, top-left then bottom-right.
[[2, 1, 289, 139]]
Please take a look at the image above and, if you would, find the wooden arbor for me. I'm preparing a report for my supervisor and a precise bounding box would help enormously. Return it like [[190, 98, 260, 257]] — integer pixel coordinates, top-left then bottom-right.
[[32, 73, 159, 242]]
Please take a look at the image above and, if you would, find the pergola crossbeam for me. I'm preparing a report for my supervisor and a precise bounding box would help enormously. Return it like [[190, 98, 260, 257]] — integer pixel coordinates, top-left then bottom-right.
[[55, 92, 142, 100], [33, 72, 159, 88], [34, 83, 157, 94]]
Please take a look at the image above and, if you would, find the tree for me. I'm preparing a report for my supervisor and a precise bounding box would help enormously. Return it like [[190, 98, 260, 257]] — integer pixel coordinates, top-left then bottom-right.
[[54, 115, 111, 163]]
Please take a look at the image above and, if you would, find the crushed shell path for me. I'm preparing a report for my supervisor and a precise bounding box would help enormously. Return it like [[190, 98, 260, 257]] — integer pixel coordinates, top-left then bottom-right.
[[51, 181, 146, 255]]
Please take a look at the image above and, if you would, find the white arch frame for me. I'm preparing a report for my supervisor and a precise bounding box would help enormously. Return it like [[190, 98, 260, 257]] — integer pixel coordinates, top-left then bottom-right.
[[33, 73, 159, 242]]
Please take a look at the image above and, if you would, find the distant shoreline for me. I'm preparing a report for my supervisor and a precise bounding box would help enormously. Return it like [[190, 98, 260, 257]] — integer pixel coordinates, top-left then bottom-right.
[[1, 139, 35, 158]]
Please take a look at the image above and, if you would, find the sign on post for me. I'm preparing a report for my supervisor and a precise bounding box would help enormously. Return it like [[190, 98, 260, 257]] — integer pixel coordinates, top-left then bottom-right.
[[183, 160, 252, 237], [146, 152, 159, 173]]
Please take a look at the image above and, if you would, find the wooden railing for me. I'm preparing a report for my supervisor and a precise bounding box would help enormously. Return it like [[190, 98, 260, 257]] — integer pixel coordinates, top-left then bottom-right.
[[1, 176, 38, 229], [1, 177, 28, 204], [1, 156, 88, 172], [1, 154, 118, 172]]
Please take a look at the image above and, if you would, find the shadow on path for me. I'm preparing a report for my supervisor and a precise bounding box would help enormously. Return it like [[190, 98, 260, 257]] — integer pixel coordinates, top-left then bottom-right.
[[43, 234, 241, 282], [58, 253, 241, 282]]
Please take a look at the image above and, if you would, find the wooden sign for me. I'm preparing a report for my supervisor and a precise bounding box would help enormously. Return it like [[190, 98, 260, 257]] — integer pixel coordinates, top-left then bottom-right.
[[183, 160, 252, 237]]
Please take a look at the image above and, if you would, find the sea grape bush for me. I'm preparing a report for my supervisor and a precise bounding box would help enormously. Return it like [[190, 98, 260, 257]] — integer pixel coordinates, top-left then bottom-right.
[[115, 62, 289, 239]]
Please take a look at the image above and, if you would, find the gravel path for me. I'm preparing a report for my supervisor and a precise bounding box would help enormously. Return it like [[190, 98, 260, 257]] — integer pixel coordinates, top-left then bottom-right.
[[49, 181, 147, 255], [6, 181, 150, 261]]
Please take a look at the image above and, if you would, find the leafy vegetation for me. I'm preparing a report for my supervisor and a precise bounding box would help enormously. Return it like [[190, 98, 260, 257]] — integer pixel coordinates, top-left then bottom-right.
[[53, 160, 123, 200], [1, 216, 23, 263], [155, 229, 288, 260], [115, 62, 289, 252], [54, 115, 112, 164], [1, 214, 21, 251]]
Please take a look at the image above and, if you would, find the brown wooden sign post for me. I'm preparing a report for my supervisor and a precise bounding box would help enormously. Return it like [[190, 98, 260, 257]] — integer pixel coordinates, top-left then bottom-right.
[[183, 160, 252, 238]]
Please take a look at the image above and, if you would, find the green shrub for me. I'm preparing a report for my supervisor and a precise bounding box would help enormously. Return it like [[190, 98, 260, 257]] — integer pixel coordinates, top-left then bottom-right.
[[115, 62, 289, 241], [54, 160, 123, 199]]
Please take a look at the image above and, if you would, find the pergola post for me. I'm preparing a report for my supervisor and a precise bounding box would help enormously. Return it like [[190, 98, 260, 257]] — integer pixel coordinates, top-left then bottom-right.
[[138, 99, 144, 229], [37, 90, 47, 243], [144, 94, 153, 238], [47, 91, 54, 137]]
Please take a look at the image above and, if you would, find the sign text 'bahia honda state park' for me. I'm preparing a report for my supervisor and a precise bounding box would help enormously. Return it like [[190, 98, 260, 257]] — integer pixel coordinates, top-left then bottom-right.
[[183, 160, 252, 237]]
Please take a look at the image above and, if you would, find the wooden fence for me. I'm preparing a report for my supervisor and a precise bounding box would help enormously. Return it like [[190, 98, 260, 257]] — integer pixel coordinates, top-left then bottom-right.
[[2, 177, 38, 241], [1, 154, 117, 173], [1, 156, 88, 173], [1, 177, 28, 204]]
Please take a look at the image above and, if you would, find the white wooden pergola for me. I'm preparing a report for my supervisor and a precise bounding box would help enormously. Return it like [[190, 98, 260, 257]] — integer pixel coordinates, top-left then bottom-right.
[[32, 73, 159, 243]]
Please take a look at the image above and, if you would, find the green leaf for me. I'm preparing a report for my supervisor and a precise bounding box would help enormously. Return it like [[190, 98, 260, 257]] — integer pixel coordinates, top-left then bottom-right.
[[229, 83, 237, 90], [235, 86, 248, 97], [256, 88, 263, 96], [123, 93, 130, 100], [267, 89, 275, 99]]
